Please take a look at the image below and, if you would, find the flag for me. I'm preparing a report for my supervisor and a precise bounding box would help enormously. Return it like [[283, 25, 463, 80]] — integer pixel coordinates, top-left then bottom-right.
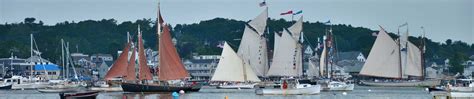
[[259, 1, 266, 7], [292, 10, 302, 15], [280, 10, 293, 15]]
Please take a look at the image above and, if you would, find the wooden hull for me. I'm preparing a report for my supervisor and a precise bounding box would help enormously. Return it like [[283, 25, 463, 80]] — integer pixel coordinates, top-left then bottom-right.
[[59, 91, 99, 99], [217, 83, 257, 89], [255, 85, 321, 95], [121, 83, 201, 92], [361, 79, 440, 87]]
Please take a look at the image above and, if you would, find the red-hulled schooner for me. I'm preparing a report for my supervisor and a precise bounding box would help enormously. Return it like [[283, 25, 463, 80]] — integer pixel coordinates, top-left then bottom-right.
[[120, 1, 201, 92]]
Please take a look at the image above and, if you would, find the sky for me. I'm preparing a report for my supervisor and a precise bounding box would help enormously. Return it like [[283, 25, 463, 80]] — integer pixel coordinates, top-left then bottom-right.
[[1, 0, 473, 44]]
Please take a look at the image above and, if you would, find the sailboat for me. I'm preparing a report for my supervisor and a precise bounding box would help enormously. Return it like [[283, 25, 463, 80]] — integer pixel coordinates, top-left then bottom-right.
[[256, 16, 321, 95], [211, 42, 261, 89], [359, 26, 440, 87], [121, 1, 201, 92]]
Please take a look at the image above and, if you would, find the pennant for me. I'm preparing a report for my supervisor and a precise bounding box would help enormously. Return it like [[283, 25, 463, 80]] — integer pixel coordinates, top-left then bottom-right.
[[292, 10, 302, 15], [280, 10, 293, 15]]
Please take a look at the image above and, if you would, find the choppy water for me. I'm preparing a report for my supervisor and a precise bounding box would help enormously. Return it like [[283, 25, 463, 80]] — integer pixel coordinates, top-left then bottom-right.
[[0, 86, 432, 99]]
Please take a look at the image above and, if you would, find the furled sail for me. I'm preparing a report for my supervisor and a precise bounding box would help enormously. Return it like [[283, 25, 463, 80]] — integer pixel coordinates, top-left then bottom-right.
[[211, 42, 261, 82], [138, 30, 153, 80], [158, 25, 189, 81], [360, 27, 402, 78], [404, 41, 422, 76], [237, 8, 268, 77], [125, 47, 137, 81], [105, 42, 130, 80]]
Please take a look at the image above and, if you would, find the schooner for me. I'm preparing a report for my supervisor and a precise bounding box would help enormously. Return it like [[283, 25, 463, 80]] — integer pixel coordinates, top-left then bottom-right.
[[359, 26, 440, 87]]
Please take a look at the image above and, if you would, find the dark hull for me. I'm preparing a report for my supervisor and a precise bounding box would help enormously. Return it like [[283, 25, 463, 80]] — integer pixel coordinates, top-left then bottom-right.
[[59, 91, 99, 99], [428, 87, 445, 92], [121, 83, 201, 92], [0, 84, 12, 90]]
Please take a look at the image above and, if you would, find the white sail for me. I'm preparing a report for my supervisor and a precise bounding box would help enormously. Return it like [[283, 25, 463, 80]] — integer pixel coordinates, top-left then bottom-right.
[[267, 30, 300, 77], [248, 7, 268, 35], [307, 57, 320, 77], [237, 9, 268, 77], [404, 41, 422, 76], [319, 42, 327, 77], [360, 27, 402, 78], [211, 42, 261, 82], [288, 16, 303, 40]]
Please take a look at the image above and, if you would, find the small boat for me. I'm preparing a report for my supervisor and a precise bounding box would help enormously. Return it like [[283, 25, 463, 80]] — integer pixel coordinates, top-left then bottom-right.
[[59, 91, 99, 99], [323, 81, 354, 91], [0, 83, 12, 90], [256, 78, 320, 95], [38, 88, 79, 93]]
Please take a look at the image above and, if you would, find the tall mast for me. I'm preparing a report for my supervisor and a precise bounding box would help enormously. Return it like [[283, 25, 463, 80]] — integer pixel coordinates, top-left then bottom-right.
[[30, 34, 33, 78], [397, 27, 402, 79], [61, 39, 65, 79], [421, 26, 426, 80]]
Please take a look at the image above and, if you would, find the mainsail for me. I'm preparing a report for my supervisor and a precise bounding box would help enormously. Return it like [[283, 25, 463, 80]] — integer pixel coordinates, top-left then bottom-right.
[[405, 41, 422, 76], [319, 43, 327, 77], [158, 25, 189, 81], [237, 8, 268, 77], [104, 42, 130, 80], [359, 27, 402, 78], [211, 42, 261, 82], [267, 29, 301, 76]]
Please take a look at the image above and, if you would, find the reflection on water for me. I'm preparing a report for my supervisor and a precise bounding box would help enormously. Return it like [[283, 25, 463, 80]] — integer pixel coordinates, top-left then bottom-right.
[[0, 86, 432, 99]]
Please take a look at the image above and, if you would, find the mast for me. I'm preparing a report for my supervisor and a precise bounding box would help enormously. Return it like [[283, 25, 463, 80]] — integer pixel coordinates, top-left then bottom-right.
[[420, 26, 426, 80], [397, 26, 402, 79], [30, 34, 33, 79], [61, 39, 65, 79]]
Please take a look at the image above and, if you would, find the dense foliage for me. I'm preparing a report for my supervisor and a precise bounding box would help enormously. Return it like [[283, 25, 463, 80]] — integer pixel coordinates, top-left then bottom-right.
[[0, 18, 472, 69]]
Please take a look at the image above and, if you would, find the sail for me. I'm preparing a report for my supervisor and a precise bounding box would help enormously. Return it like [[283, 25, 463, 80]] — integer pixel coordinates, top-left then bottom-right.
[[360, 27, 402, 78], [138, 31, 153, 80], [248, 7, 268, 35], [288, 16, 303, 40], [158, 25, 189, 81], [307, 57, 320, 77], [237, 25, 268, 77], [404, 41, 422, 76], [125, 47, 137, 81], [400, 31, 409, 78], [211, 42, 261, 82], [319, 44, 327, 77], [267, 30, 300, 76], [105, 42, 130, 80]]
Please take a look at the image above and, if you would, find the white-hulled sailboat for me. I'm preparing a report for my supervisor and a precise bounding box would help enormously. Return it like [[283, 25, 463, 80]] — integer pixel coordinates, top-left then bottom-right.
[[359, 26, 440, 87], [211, 42, 261, 89], [256, 16, 321, 95]]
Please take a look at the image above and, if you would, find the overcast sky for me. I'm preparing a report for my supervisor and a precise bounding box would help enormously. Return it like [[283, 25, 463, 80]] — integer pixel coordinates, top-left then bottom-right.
[[1, 0, 472, 44]]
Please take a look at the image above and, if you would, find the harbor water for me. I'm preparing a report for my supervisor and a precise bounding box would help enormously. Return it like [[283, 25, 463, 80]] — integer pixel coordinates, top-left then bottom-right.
[[0, 86, 433, 99]]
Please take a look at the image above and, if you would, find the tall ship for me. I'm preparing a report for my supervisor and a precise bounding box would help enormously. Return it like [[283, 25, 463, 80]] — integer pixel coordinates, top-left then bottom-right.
[[121, 1, 201, 92], [359, 26, 440, 87]]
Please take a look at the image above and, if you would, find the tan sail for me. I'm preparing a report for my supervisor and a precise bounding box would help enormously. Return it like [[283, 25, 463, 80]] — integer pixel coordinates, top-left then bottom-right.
[[405, 41, 422, 76], [211, 42, 261, 82], [158, 25, 189, 81], [105, 42, 130, 80], [307, 57, 319, 77], [288, 16, 303, 40], [359, 27, 402, 78], [138, 30, 153, 80], [319, 44, 327, 77], [237, 8, 268, 77], [125, 47, 137, 81], [267, 30, 300, 76]]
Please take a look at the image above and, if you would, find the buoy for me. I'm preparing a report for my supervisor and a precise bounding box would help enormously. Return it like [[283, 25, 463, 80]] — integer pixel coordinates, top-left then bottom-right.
[[425, 88, 429, 91], [342, 92, 347, 95], [225, 96, 228, 99], [172, 92, 179, 97], [179, 90, 185, 94], [368, 89, 372, 92]]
